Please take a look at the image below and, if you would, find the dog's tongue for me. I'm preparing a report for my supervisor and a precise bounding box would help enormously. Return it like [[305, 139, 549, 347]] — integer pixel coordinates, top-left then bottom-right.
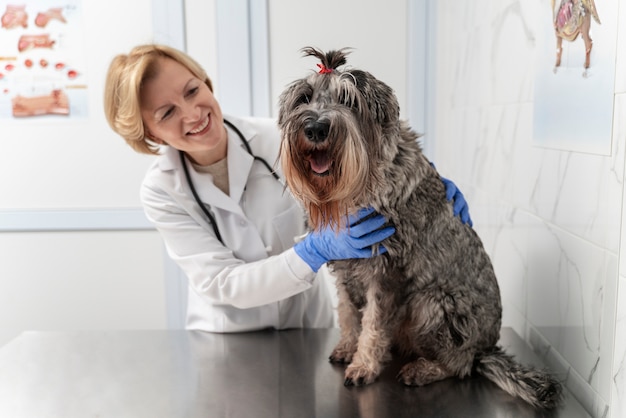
[[309, 151, 332, 174]]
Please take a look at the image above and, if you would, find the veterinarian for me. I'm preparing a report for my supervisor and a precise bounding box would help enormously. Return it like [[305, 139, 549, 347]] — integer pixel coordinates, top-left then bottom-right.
[[104, 44, 472, 333]]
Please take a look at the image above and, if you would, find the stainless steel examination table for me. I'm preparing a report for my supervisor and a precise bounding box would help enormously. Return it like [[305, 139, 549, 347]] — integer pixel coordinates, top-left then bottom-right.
[[0, 327, 589, 417]]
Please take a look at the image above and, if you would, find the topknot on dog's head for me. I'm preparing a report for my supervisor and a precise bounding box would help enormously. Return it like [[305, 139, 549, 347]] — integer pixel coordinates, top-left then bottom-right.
[[301, 47, 351, 74]]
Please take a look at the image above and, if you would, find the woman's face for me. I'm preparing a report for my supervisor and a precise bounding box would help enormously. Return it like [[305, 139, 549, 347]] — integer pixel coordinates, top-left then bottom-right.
[[141, 57, 226, 165]]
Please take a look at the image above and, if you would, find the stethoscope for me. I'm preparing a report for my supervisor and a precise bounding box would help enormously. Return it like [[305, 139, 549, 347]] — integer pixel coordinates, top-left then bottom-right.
[[179, 118, 282, 245]]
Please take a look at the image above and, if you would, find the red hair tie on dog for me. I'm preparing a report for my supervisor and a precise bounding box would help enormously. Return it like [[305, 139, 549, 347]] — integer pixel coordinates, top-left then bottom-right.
[[317, 63, 333, 74]]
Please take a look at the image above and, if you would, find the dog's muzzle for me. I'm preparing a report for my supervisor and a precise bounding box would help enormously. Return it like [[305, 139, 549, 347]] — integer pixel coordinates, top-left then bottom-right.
[[302, 120, 333, 176]]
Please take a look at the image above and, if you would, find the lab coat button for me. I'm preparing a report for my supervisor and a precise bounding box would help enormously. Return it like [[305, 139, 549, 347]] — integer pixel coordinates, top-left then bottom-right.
[[239, 220, 247, 227]]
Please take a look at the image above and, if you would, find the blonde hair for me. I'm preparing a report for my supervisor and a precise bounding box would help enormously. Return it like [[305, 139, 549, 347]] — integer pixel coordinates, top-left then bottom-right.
[[103, 44, 214, 155]]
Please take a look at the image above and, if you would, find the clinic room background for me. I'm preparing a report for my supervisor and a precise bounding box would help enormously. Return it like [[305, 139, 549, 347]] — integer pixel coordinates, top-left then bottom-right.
[[0, 1, 625, 417]]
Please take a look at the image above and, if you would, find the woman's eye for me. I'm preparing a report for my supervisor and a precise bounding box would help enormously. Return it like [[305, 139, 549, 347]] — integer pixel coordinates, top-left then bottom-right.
[[186, 87, 199, 98], [160, 107, 174, 121]]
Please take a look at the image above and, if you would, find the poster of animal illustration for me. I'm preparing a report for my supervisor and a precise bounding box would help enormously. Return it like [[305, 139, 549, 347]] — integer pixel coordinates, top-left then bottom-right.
[[533, 0, 618, 155], [0, 0, 86, 119]]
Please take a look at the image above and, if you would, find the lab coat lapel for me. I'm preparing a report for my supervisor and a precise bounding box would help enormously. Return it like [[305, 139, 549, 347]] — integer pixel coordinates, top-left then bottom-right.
[[192, 131, 253, 215], [227, 122, 256, 205], [159, 146, 249, 217], [158, 121, 269, 259], [158, 119, 257, 215]]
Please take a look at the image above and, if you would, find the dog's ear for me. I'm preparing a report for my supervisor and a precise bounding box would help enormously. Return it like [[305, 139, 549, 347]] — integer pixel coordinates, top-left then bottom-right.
[[277, 79, 313, 128], [351, 70, 400, 126], [277, 82, 294, 128]]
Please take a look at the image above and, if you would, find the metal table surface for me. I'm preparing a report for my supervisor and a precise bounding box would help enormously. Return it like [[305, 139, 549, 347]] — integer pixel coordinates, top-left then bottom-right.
[[0, 327, 589, 418]]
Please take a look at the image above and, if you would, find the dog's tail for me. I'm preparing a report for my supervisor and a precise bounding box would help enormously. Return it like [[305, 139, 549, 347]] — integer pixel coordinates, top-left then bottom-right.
[[473, 346, 563, 409]]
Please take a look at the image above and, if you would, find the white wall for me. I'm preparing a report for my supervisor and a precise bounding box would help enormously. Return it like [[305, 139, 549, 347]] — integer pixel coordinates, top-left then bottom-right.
[[0, 231, 166, 345], [0, 0, 173, 346], [267, 0, 408, 119], [429, 1, 625, 416]]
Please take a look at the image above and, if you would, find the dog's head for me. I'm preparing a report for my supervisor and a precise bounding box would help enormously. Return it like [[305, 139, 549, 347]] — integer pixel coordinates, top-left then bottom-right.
[[278, 47, 401, 230]]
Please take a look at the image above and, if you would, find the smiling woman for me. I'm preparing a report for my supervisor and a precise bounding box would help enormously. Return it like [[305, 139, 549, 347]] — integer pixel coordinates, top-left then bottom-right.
[[138, 57, 227, 166], [104, 44, 216, 156]]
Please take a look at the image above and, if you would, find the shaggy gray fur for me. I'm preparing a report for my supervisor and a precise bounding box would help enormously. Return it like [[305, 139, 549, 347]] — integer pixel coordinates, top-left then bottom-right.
[[277, 47, 563, 410]]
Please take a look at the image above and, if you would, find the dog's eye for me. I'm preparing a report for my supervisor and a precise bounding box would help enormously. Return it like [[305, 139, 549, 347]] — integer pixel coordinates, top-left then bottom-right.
[[340, 92, 359, 110], [295, 93, 311, 106]]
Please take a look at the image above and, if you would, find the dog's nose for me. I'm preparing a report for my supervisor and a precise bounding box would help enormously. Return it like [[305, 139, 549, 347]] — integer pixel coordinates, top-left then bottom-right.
[[304, 121, 330, 143]]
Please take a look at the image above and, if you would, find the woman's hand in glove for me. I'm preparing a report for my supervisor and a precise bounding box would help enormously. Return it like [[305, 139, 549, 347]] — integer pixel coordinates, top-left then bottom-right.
[[429, 162, 473, 226], [294, 207, 395, 272], [440, 175, 473, 227]]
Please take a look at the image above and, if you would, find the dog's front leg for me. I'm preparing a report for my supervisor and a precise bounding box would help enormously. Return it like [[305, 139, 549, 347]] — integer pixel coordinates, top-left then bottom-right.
[[344, 283, 394, 386], [330, 281, 361, 364]]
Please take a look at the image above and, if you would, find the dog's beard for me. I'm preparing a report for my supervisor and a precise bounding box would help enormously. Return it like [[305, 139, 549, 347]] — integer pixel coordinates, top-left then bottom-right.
[[280, 120, 369, 231]]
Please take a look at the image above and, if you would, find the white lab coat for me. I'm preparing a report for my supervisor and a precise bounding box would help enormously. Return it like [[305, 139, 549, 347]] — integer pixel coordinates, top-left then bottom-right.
[[141, 115, 335, 332]]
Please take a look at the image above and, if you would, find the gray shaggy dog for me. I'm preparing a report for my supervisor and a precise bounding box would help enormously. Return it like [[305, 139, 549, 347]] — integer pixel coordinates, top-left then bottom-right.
[[277, 47, 563, 410]]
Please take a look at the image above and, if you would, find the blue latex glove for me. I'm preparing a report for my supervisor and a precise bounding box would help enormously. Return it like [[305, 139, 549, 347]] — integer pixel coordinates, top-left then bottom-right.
[[441, 176, 473, 227], [430, 162, 473, 226], [294, 207, 395, 272]]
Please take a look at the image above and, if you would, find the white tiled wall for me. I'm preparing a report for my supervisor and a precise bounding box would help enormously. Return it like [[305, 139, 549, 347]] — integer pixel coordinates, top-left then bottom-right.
[[431, 1, 625, 416]]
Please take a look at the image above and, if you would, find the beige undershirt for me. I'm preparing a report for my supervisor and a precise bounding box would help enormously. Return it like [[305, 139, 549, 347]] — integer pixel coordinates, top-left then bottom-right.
[[193, 157, 230, 196]]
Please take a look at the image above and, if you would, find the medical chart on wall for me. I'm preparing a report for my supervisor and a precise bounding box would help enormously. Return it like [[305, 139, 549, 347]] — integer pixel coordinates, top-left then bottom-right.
[[533, 0, 618, 155], [0, 0, 86, 120]]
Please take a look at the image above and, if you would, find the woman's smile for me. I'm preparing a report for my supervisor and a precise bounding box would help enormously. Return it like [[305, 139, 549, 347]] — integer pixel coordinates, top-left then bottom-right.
[[188, 114, 211, 136]]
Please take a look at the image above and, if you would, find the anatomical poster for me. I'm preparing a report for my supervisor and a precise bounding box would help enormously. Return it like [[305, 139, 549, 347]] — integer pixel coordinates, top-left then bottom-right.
[[0, 0, 86, 119], [533, 0, 618, 155]]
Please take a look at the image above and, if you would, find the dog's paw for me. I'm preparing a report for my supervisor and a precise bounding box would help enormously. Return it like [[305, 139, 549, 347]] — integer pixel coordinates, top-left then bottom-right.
[[329, 347, 355, 364], [344, 363, 378, 386]]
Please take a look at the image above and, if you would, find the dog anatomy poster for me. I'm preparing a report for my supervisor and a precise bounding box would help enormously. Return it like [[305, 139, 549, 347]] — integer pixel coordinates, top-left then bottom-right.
[[533, 0, 618, 155], [0, 0, 87, 120]]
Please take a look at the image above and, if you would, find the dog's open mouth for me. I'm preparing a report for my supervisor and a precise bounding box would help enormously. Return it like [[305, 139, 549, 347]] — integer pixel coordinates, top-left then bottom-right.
[[307, 149, 332, 176]]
